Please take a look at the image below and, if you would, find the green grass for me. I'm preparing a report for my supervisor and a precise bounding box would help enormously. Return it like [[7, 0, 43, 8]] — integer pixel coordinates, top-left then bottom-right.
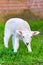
[[0, 19, 43, 65]]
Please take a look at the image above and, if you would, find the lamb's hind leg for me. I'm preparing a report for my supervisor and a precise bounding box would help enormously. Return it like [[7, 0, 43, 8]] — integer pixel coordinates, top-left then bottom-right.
[[4, 29, 11, 48]]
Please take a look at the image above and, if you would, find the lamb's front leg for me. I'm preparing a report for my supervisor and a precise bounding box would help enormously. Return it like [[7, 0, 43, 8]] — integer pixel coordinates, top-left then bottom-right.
[[12, 35, 19, 53], [27, 43, 32, 52]]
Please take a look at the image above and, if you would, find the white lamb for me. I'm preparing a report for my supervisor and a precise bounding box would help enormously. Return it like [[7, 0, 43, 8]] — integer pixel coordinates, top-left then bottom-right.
[[4, 18, 40, 52]]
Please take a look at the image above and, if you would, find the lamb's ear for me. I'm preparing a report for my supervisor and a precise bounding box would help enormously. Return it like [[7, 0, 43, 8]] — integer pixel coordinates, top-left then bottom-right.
[[16, 30, 22, 35], [31, 31, 40, 35]]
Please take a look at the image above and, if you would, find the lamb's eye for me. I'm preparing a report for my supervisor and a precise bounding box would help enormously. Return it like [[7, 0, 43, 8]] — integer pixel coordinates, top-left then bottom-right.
[[23, 36, 24, 38], [31, 36, 32, 38]]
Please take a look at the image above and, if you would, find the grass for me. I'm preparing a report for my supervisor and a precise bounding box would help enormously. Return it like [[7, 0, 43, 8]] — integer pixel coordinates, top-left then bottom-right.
[[0, 19, 43, 65]]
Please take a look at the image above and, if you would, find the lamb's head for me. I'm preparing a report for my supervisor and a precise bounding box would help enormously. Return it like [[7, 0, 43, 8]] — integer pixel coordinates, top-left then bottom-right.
[[16, 30, 40, 45]]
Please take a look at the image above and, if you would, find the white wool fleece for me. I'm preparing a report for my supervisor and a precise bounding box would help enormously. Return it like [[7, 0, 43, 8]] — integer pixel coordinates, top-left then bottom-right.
[[4, 18, 40, 52]]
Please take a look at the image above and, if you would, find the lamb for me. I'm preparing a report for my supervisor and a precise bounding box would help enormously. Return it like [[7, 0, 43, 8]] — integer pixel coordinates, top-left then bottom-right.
[[4, 18, 40, 52]]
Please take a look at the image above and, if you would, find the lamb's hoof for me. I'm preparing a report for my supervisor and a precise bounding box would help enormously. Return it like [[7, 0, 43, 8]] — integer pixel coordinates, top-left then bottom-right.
[[4, 45, 8, 48], [14, 50, 17, 53], [28, 50, 32, 53]]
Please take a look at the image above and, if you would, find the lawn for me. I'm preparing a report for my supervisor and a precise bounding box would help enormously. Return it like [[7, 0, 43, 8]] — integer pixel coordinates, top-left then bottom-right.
[[0, 19, 43, 65]]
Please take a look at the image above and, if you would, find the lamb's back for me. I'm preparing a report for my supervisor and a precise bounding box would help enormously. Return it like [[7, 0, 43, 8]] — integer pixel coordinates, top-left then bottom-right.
[[5, 18, 31, 31]]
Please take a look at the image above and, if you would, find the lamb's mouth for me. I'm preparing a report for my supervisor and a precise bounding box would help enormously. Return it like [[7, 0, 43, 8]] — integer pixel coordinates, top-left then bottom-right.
[[26, 43, 29, 45]]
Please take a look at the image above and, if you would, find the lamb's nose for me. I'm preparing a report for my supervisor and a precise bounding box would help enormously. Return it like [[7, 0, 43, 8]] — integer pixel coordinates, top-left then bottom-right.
[[26, 43, 29, 45]]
